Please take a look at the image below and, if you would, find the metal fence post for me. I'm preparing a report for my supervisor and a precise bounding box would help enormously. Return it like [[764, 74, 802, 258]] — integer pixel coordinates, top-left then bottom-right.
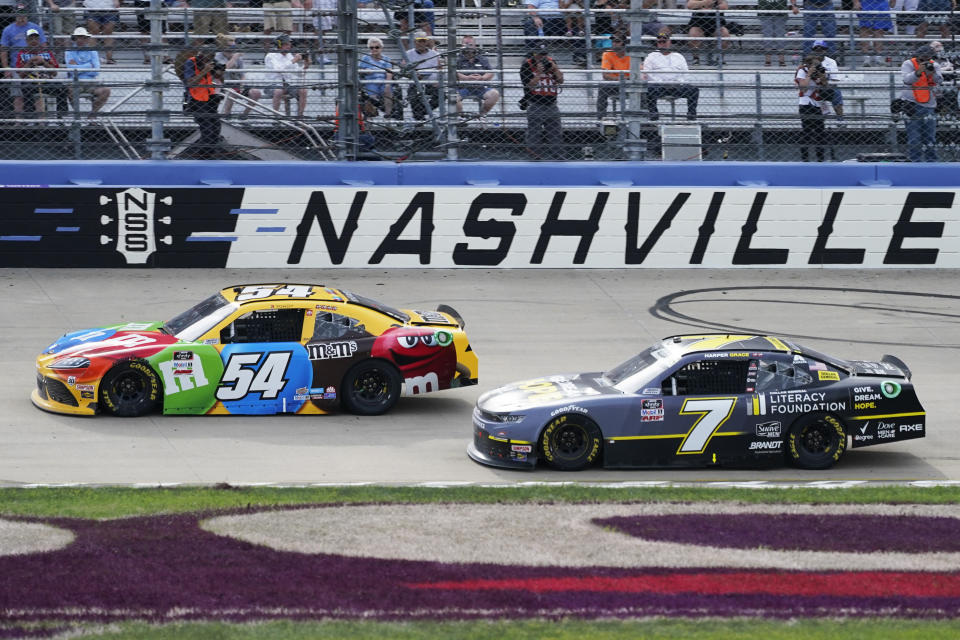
[[337, 0, 359, 160], [146, 0, 171, 159]]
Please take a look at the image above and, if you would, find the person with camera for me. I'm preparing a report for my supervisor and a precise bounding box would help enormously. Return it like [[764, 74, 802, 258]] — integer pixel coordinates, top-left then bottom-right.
[[795, 53, 829, 161], [519, 41, 564, 160], [811, 40, 844, 120], [182, 47, 223, 156], [899, 44, 944, 162]]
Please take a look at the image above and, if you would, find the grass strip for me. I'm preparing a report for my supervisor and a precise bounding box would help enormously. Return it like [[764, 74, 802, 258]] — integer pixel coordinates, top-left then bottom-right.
[[39, 619, 960, 639], [1, 484, 960, 519]]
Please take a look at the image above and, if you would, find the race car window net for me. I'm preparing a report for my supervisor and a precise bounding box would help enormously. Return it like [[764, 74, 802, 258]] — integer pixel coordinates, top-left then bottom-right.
[[662, 360, 751, 396], [311, 312, 370, 341], [221, 309, 306, 344], [166, 293, 238, 342], [340, 290, 410, 323]]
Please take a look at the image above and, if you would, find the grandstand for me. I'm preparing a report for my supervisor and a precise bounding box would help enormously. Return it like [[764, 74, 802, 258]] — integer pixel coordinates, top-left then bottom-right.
[[0, 0, 957, 161]]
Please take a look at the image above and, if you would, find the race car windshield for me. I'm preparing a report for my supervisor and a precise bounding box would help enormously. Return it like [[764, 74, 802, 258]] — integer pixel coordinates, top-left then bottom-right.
[[164, 293, 236, 339], [341, 290, 410, 322], [604, 345, 675, 387]]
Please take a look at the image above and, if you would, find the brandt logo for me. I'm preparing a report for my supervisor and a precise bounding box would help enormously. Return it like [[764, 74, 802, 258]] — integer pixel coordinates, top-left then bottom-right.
[[100, 188, 173, 264]]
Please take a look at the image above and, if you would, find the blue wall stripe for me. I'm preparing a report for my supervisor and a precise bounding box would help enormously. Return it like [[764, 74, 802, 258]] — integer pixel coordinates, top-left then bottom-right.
[[230, 209, 279, 215], [186, 236, 239, 242], [1, 235, 42, 241], [35, 208, 74, 214], [56, 226, 80, 232], [256, 227, 287, 233]]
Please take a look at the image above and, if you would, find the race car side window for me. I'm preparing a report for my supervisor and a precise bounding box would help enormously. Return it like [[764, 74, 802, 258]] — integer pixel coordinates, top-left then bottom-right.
[[311, 312, 369, 341], [220, 308, 306, 344], [755, 355, 814, 391], [661, 359, 750, 396]]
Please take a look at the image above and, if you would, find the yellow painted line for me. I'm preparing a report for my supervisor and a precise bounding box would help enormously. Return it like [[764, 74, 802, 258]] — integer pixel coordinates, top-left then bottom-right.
[[766, 336, 789, 351], [850, 412, 925, 421], [752, 396, 760, 415], [487, 435, 533, 445]]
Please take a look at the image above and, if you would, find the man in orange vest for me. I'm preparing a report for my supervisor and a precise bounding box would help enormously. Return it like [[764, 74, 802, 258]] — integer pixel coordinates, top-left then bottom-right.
[[899, 44, 943, 162], [182, 48, 223, 157]]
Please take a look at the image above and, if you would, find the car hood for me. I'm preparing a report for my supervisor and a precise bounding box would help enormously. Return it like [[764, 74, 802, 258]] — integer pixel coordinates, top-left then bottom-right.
[[478, 373, 617, 413], [41, 322, 172, 359]]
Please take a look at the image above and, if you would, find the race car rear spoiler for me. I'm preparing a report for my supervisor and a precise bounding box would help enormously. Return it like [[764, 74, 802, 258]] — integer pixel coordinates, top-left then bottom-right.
[[882, 354, 912, 381]]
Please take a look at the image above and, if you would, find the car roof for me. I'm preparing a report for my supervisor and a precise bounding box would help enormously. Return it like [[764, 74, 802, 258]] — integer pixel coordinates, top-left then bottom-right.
[[661, 334, 795, 356], [220, 283, 347, 304]]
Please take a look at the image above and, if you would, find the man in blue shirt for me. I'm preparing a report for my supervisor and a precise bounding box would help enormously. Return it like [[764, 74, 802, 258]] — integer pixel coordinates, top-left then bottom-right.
[[2, 3, 45, 112], [64, 26, 109, 114]]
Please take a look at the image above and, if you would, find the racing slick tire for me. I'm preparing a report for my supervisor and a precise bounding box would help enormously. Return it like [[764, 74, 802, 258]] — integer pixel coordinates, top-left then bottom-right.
[[539, 413, 603, 471], [342, 359, 402, 416], [99, 359, 161, 417], [787, 412, 847, 470]]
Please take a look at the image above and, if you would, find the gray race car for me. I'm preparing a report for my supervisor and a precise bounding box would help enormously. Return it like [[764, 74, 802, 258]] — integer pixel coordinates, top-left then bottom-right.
[[468, 334, 925, 471]]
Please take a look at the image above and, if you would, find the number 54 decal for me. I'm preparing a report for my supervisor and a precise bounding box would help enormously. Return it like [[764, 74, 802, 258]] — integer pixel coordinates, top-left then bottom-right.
[[217, 351, 292, 401], [677, 397, 738, 454]]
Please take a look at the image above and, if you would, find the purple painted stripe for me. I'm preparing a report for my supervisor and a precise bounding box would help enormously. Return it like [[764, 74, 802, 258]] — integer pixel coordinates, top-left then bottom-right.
[[186, 236, 239, 242]]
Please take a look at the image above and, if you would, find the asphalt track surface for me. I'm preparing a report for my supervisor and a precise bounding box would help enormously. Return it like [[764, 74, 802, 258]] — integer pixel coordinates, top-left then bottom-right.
[[1, 268, 958, 485]]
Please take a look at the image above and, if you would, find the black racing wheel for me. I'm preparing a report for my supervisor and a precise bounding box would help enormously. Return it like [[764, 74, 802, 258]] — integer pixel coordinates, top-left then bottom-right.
[[787, 412, 847, 470], [540, 414, 603, 471], [99, 360, 161, 417], [341, 360, 402, 416]]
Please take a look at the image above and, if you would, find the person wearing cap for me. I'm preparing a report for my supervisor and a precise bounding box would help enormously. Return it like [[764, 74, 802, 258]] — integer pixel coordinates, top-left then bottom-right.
[[596, 34, 629, 117], [65, 25, 109, 113], [405, 30, 440, 122], [519, 41, 564, 159], [455, 35, 499, 122], [215, 32, 261, 116], [44, 0, 78, 49], [264, 33, 309, 117], [795, 52, 828, 161], [808, 40, 844, 118], [642, 32, 699, 120], [182, 46, 223, 155], [899, 44, 943, 161], [14, 27, 62, 116], [82, 0, 119, 65], [2, 3, 46, 101]]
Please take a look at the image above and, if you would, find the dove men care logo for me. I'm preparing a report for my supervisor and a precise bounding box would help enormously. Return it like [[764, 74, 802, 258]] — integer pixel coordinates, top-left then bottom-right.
[[99, 188, 173, 264]]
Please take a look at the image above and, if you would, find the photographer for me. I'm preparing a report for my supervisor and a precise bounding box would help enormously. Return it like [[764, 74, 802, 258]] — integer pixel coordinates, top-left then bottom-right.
[[182, 47, 223, 157], [899, 45, 944, 162], [794, 54, 828, 161], [519, 41, 564, 160]]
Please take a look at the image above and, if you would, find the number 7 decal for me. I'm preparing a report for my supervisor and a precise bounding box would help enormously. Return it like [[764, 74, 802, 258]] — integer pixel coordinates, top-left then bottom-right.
[[678, 397, 737, 454]]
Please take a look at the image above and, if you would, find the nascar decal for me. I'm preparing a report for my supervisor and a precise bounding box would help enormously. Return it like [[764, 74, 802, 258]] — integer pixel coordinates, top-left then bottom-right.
[[748, 391, 846, 416]]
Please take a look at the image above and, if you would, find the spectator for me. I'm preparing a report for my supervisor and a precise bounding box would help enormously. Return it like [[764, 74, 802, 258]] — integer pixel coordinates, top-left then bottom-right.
[[262, 0, 293, 53], [892, 0, 921, 37], [795, 53, 827, 160], [64, 25, 109, 114], [794, 0, 848, 55], [525, 0, 585, 67], [1, 3, 45, 112], [359, 36, 399, 118], [639, 0, 669, 38], [811, 39, 843, 118], [264, 33, 309, 117], [915, 0, 954, 39], [393, 0, 434, 49], [182, 46, 222, 155], [858, 0, 892, 66], [15, 27, 64, 116], [44, 0, 77, 48], [310, 0, 335, 64], [455, 35, 499, 121], [83, 0, 118, 64], [685, 0, 730, 66], [596, 34, 628, 117], [215, 32, 261, 116], [643, 32, 699, 120], [561, 0, 583, 37], [405, 29, 439, 121], [899, 44, 943, 161], [134, 0, 177, 64], [758, 0, 789, 66], [189, 0, 231, 39], [519, 41, 564, 160]]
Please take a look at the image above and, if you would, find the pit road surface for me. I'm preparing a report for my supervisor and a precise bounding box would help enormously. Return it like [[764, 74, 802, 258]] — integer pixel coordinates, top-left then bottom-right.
[[2, 268, 957, 485]]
